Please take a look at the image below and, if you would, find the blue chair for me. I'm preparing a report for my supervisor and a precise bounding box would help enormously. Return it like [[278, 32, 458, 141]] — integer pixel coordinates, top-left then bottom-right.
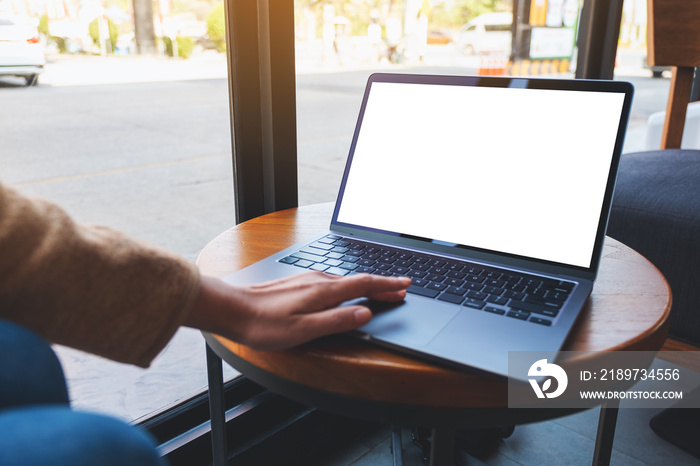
[[606, 0, 700, 458], [0, 319, 165, 466]]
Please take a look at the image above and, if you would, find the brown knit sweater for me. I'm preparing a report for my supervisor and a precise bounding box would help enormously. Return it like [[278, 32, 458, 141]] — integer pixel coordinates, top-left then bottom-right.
[[0, 183, 201, 368]]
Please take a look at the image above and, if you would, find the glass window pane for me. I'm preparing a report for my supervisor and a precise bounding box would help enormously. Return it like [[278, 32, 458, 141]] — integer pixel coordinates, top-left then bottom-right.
[[616, 0, 671, 154], [1, 1, 239, 422]]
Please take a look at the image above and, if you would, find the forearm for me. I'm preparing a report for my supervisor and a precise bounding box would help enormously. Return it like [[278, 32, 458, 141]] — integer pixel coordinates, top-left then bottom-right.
[[0, 184, 200, 367]]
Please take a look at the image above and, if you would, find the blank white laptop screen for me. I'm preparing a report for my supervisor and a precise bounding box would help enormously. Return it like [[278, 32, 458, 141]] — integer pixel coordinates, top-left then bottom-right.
[[336, 82, 626, 269]]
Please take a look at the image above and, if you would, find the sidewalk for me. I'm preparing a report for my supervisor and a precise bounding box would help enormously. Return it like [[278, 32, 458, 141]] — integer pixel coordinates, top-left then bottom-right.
[[40, 51, 229, 87]]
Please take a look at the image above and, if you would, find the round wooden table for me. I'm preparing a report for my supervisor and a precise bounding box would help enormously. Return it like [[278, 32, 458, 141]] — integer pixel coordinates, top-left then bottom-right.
[[199, 203, 671, 465]]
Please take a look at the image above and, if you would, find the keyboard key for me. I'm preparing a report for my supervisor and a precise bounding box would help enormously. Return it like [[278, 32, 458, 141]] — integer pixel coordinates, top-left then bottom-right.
[[390, 266, 411, 275], [407, 285, 440, 298], [445, 278, 465, 287], [465, 282, 484, 291], [310, 263, 330, 272], [466, 290, 487, 300], [407, 270, 427, 278], [438, 293, 464, 305], [523, 295, 563, 309], [503, 290, 525, 300], [292, 251, 326, 263], [445, 286, 467, 296], [463, 298, 486, 309], [325, 267, 350, 276], [530, 317, 553, 326], [324, 259, 343, 267], [509, 300, 559, 317], [311, 242, 334, 250], [546, 291, 569, 301], [483, 306, 506, 315], [339, 262, 360, 271], [427, 282, 448, 292], [483, 286, 504, 295], [279, 256, 298, 264], [506, 311, 529, 320], [293, 259, 314, 268], [301, 247, 328, 256], [555, 282, 575, 292], [411, 263, 430, 271], [486, 295, 509, 306], [411, 278, 430, 287]]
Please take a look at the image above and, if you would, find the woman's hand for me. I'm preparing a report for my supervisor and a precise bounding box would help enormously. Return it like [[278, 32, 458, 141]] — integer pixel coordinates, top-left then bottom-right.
[[186, 272, 411, 350]]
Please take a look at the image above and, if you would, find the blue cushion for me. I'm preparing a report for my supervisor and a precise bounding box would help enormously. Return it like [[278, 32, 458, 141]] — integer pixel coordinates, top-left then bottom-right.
[[608, 149, 700, 345]]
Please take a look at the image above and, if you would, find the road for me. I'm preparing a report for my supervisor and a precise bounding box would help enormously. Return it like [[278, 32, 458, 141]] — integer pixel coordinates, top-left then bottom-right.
[[1, 49, 670, 259]]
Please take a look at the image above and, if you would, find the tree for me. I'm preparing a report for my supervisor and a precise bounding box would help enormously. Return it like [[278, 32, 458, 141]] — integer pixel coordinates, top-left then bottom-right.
[[132, 0, 157, 54]]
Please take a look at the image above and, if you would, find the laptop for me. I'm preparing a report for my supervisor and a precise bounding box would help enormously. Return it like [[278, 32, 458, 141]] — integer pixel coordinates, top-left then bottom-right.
[[223, 73, 634, 378]]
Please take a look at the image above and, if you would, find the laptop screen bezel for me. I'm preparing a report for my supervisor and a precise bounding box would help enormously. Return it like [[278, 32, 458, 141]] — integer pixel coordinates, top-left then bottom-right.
[[330, 73, 634, 280]]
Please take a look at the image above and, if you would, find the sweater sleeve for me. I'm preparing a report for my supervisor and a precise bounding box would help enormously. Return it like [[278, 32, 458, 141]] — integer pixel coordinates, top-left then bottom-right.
[[0, 183, 201, 368]]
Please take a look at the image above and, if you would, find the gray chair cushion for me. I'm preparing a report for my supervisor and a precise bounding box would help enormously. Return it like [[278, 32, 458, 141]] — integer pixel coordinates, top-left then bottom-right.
[[607, 149, 700, 345]]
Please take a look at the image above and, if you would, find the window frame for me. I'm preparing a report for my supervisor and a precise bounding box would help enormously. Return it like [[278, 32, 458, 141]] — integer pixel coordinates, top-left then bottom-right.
[[142, 1, 628, 462]]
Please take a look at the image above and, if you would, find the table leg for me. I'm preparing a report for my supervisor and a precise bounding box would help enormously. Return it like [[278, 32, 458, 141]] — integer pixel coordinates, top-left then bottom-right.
[[592, 399, 620, 466], [207, 344, 228, 466], [391, 425, 404, 466], [430, 427, 454, 466]]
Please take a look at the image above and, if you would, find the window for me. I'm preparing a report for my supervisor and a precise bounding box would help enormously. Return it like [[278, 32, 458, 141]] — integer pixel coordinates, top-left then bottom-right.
[[1, 0, 240, 423]]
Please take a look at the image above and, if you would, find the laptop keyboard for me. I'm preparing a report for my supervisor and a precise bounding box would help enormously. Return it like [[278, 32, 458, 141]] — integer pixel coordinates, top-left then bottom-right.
[[278, 235, 575, 327]]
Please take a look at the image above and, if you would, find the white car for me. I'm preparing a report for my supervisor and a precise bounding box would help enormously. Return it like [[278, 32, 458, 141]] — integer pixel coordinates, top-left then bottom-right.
[[0, 16, 45, 86], [454, 12, 512, 56]]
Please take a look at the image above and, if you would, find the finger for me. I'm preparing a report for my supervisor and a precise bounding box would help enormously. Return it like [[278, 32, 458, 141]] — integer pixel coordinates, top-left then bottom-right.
[[366, 289, 408, 302], [293, 305, 373, 342], [249, 270, 341, 290], [325, 274, 411, 304]]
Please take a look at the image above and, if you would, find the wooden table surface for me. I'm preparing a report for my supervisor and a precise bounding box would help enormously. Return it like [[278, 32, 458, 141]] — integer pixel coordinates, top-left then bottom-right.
[[198, 203, 671, 425]]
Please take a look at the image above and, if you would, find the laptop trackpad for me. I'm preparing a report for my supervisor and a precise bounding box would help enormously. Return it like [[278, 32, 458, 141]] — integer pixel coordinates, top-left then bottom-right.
[[355, 299, 459, 347]]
